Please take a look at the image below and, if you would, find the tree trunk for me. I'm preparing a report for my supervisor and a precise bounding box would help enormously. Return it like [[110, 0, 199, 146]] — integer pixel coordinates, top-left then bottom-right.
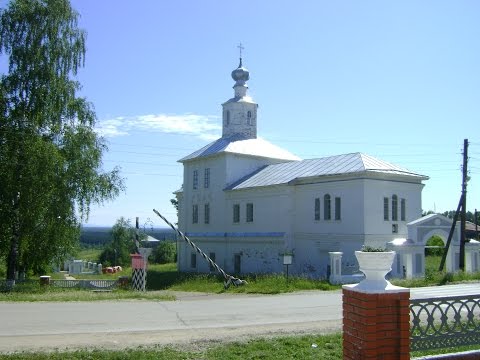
[[6, 194, 21, 282]]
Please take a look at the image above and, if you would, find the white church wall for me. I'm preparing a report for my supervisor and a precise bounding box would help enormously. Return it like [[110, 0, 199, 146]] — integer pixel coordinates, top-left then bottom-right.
[[293, 179, 365, 235], [182, 157, 228, 233], [363, 178, 424, 247], [177, 236, 284, 274], [292, 233, 364, 278], [225, 186, 293, 234]]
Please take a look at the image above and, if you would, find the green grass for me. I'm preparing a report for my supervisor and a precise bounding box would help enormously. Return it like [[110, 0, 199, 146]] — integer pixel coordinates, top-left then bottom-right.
[[0, 333, 343, 359], [0, 279, 174, 302], [390, 254, 480, 288], [145, 263, 339, 294], [75, 247, 103, 262], [0, 333, 478, 359]]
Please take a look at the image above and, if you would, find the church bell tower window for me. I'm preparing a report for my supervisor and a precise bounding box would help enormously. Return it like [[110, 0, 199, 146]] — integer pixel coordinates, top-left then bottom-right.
[[247, 111, 252, 125]]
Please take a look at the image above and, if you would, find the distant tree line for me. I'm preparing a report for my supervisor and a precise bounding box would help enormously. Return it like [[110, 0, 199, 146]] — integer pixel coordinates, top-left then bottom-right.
[[423, 210, 480, 224]]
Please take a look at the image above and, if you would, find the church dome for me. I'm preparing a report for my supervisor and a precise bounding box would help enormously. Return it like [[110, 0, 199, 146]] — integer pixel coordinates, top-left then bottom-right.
[[231, 59, 250, 82]]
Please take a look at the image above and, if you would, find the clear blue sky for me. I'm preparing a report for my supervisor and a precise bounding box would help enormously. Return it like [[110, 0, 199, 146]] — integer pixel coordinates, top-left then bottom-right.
[[25, 1, 480, 227]]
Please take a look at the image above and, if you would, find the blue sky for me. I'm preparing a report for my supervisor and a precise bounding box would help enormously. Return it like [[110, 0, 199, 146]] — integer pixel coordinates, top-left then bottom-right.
[[17, 1, 480, 227]]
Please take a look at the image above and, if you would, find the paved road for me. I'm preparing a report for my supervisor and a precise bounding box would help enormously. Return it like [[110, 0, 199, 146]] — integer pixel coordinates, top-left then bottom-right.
[[0, 291, 343, 353], [410, 282, 480, 299], [0, 283, 478, 353]]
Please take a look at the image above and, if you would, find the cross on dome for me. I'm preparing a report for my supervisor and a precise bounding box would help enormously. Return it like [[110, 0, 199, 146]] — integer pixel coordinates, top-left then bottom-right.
[[231, 43, 249, 83], [237, 42, 244, 64]]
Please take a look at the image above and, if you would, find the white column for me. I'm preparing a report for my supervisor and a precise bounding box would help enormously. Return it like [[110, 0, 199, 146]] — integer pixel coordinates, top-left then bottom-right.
[[329, 252, 343, 284]]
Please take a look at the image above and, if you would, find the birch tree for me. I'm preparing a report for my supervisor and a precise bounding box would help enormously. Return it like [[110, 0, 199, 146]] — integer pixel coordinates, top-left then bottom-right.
[[0, 0, 124, 280]]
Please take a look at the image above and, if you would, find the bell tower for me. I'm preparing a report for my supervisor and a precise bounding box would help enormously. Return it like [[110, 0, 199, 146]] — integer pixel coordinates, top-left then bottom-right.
[[222, 44, 258, 139]]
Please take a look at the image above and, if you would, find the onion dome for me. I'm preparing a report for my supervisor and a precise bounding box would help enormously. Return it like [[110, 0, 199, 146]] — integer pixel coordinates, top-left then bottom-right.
[[231, 58, 250, 83]]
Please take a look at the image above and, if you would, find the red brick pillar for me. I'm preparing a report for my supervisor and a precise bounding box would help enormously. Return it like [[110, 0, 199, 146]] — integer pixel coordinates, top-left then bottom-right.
[[343, 285, 410, 360]]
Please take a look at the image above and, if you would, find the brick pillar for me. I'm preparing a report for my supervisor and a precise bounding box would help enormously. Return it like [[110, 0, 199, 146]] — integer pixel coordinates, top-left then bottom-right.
[[343, 285, 410, 360]]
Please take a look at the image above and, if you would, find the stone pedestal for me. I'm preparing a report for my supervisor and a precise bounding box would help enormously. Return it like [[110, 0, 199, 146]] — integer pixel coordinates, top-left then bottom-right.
[[343, 286, 410, 359]]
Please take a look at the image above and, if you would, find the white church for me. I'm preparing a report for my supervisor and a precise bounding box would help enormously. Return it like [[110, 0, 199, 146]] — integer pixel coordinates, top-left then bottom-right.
[[174, 57, 479, 280]]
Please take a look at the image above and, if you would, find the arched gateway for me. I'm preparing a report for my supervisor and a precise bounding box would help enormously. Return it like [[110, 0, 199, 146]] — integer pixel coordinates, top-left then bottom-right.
[[387, 213, 480, 279]]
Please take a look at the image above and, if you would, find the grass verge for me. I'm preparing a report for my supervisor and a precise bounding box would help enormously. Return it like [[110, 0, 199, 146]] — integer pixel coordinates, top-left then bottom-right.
[[0, 281, 174, 302], [0, 333, 343, 359], [0, 333, 478, 359]]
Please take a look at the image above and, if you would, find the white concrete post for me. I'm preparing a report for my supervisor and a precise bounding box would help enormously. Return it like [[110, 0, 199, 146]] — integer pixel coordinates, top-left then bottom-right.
[[329, 252, 343, 284]]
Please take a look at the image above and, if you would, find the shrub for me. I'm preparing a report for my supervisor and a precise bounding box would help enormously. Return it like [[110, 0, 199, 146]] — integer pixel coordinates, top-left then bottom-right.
[[152, 241, 177, 264], [426, 235, 444, 256]]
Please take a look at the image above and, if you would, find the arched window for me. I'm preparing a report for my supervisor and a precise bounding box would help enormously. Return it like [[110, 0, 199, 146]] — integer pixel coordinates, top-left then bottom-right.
[[247, 111, 252, 125], [324, 194, 331, 220], [392, 195, 398, 221], [226, 110, 230, 125]]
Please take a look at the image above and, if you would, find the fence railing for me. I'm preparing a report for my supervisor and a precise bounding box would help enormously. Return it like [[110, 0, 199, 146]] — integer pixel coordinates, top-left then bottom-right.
[[410, 294, 480, 351], [50, 279, 119, 289]]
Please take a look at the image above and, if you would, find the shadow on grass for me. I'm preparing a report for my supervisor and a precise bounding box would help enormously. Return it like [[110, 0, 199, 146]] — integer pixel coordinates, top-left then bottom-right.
[[146, 269, 224, 291], [146, 268, 340, 294]]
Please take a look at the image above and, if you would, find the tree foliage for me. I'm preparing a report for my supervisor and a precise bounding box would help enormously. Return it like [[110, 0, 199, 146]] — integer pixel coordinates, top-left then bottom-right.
[[442, 210, 479, 224], [425, 235, 444, 257], [98, 218, 138, 267], [152, 241, 177, 264], [0, 0, 124, 279]]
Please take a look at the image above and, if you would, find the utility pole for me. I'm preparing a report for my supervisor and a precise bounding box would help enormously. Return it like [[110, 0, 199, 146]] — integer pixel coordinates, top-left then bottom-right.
[[135, 216, 140, 251], [459, 139, 468, 270], [476, 209, 479, 240], [439, 195, 462, 271], [439, 139, 469, 272]]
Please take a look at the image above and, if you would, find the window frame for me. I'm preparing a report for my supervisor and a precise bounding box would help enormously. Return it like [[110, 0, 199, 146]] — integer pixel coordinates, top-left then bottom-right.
[[233, 204, 240, 223], [204, 168, 210, 188], [392, 195, 398, 221], [190, 253, 197, 268], [193, 170, 198, 190], [314, 198, 320, 221], [335, 197, 341, 221], [246, 203, 254, 223], [192, 204, 198, 224], [234, 253, 241, 273], [204, 203, 210, 224], [324, 194, 331, 221], [401, 198, 406, 221], [384, 197, 389, 221]]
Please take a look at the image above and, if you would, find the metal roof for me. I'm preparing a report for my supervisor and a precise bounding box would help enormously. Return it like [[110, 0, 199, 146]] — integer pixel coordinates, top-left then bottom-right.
[[179, 134, 300, 162], [226, 152, 428, 190]]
